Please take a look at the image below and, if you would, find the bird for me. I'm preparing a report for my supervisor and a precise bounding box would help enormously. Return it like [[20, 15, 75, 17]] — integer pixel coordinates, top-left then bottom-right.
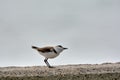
[[32, 45, 68, 68]]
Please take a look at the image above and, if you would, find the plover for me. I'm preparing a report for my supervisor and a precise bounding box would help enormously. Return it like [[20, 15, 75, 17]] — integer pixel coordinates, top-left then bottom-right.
[[32, 45, 68, 68]]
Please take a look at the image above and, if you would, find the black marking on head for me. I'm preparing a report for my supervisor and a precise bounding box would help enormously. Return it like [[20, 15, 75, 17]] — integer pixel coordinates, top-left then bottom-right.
[[57, 45, 63, 48]]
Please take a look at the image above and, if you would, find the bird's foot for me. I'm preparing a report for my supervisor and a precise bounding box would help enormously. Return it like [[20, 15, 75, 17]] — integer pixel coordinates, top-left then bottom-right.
[[48, 66, 55, 68]]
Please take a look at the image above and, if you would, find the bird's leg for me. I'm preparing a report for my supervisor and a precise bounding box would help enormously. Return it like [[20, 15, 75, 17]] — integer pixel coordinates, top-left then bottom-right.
[[44, 58, 53, 68]]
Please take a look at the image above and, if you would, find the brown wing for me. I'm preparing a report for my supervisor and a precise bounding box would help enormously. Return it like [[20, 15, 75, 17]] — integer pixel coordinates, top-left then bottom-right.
[[37, 46, 53, 53]]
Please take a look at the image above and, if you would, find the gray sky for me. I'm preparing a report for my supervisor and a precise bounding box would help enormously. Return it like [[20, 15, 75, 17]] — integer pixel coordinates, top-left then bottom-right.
[[0, 0, 120, 67]]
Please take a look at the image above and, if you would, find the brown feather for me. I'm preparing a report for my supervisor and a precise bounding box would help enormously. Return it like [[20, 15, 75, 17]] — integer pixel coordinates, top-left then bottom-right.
[[37, 46, 54, 53]]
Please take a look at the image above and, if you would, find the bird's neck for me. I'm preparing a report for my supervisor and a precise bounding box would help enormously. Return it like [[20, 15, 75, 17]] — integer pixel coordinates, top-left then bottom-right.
[[54, 47, 63, 54]]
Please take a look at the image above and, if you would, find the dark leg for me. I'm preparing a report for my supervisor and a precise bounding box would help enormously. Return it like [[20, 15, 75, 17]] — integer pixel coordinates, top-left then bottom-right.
[[44, 58, 53, 68]]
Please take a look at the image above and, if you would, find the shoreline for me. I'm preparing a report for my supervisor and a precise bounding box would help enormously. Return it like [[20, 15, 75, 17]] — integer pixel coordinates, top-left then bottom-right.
[[0, 62, 120, 77], [0, 62, 120, 80]]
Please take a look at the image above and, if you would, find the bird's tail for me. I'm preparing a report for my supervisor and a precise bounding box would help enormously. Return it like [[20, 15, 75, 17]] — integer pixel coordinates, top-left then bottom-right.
[[32, 46, 38, 49]]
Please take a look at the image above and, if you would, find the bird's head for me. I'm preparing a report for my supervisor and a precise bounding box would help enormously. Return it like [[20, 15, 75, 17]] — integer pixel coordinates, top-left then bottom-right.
[[57, 45, 68, 50], [54, 45, 68, 53]]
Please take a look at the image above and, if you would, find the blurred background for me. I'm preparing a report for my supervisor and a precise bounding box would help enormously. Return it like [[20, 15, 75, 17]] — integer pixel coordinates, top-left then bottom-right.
[[0, 0, 120, 67]]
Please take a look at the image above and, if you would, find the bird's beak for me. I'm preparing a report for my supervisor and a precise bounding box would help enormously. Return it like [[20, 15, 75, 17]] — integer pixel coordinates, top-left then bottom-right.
[[63, 47, 68, 50]]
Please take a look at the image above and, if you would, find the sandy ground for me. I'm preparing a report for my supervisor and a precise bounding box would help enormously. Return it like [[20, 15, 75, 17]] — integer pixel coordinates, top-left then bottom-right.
[[0, 62, 120, 77]]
